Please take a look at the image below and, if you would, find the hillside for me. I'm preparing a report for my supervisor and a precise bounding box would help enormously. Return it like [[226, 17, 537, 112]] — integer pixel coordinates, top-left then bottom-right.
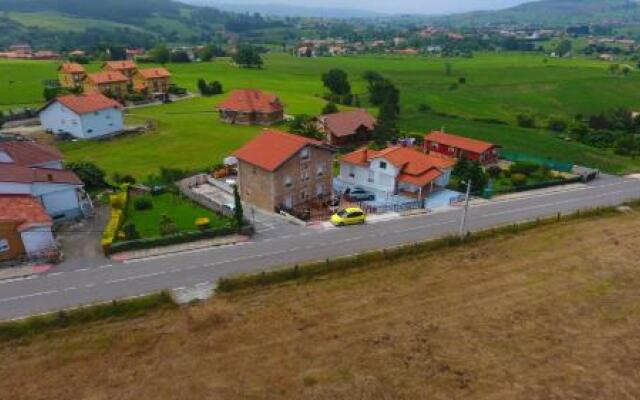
[[0, 0, 294, 48], [2, 209, 640, 399], [433, 0, 640, 27]]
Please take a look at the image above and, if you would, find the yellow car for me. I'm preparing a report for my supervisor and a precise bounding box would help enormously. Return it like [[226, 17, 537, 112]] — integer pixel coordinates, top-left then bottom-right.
[[330, 207, 366, 226]]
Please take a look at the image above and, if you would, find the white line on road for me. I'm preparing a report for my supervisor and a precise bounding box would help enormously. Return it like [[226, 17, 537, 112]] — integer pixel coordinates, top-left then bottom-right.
[[0, 290, 58, 303]]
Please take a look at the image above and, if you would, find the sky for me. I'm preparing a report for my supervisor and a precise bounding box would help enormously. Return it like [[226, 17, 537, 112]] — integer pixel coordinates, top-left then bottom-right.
[[208, 0, 531, 14]]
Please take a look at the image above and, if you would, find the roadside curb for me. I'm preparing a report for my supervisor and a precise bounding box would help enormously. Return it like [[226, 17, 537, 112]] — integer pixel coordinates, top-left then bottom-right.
[[0, 264, 53, 282]]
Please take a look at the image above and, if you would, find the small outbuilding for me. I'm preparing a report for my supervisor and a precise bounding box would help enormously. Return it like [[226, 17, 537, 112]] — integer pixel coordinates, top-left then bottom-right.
[[217, 89, 284, 125]]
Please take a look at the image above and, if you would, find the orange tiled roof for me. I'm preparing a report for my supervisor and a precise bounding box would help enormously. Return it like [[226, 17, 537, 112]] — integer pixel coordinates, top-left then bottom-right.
[[58, 62, 85, 74], [234, 130, 327, 172], [0, 164, 82, 186], [341, 146, 455, 187], [87, 71, 128, 85], [0, 195, 52, 232], [0, 141, 62, 167], [137, 67, 171, 79], [319, 109, 376, 138], [218, 89, 283, 114], [54, 91, 121, 115], [104, 60, 138, 71], [425, 131, 497, 154]]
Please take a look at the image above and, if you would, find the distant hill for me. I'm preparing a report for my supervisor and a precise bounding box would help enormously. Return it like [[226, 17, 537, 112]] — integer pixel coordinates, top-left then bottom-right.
[[181, 1, 384, 18], [0, 0, 297, 49], [431, 0, 640, 26]]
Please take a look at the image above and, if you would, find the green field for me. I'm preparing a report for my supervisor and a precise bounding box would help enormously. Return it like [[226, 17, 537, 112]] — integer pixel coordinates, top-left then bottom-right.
[[6, 11, 143, 33], [3, 52, 640, 176], [125, 193, 231, 238]]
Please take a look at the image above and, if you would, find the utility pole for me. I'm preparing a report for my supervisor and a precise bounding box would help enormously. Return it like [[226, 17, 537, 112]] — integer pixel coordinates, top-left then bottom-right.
[[459, 179, 472, 237]]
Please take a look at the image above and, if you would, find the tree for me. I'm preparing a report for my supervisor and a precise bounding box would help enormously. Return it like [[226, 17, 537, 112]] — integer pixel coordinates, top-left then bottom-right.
[[609, 63, 621, 75], [170, 50, 191, 63], [452, 158, 488, 192], [197, 79, 223, 96], [149, 43, 170, 64], [233, 45, 263, 68], [547, 118, 568, 132], [362, 70, 383, 87], [516, 114, 536, 128], [159, 214, 178, 236], [321, 69, 351, 96], [368, 79, 400, 111], [197, 78, 208, 95], [555, 39, 572, 57], [233, 184, 244, 229], [66, 162, 107, 189], [288, 114, 322, 140], [373, 102, 398, 146], [321, 102, 339, 115], [622, 66, 631, 76]]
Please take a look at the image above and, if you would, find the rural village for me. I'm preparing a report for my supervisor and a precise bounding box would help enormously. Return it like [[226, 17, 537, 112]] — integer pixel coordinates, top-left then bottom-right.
[[1, 0, 640, 397]]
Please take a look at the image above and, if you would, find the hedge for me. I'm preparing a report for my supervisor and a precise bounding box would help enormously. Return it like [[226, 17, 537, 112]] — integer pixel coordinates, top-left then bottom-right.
[[101, 209, 124, 251], [0, 291, 176, 341], [106, 224, 254, 255], [217, 205, 626, 293]]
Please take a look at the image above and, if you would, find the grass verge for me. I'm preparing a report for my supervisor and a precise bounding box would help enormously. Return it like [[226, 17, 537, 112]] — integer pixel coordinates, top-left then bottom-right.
[[0, 291, 176, 341]]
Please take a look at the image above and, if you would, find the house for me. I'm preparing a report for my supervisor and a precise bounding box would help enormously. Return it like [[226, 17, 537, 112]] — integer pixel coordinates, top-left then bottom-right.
[[424, 131, 500, 165], [0, 195, 56, 261], [233, 130, 334, 212], [218, 89, 284, 125], [102, 60, 138, 82], [337, 146, 455, 200], [39, 91, 124, 139], [0, 141, 90, 220], [84, 71, 129, 99], [126, 48, 146, 60], [132, 67, 172, 97], [57, 62, 87, 89], [33, 51, 61, 60], [316, 108, 376, 147]]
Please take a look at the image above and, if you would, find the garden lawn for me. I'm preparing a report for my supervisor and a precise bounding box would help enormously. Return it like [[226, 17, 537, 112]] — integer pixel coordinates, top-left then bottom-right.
[[125, 193, 231, 239]]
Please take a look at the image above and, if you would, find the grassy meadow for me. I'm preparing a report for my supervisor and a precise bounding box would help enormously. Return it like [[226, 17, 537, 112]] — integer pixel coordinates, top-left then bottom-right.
[[2, 52, 640, 177]]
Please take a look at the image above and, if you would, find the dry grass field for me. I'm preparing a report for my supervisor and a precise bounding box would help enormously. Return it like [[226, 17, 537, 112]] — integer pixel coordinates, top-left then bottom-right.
[[2, 211, 640, 399]]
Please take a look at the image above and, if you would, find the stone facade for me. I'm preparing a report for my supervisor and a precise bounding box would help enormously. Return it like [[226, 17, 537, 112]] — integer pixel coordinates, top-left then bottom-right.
[[238, 145, 333, 212]]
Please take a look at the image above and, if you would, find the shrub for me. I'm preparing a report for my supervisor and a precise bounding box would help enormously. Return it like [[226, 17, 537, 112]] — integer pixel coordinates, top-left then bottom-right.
[[122, 223, 140, 241], [510, 161, 540, 176], [109, 192, 128, 210], [321, 101, 339, 115], [113, 173, 136, 185], [195, 217, 211, 230], [101, 209, 124, 250], [159, 214, 178, 236], [458, 76, 467, 84], [547, 118, 568, 132], [487, 165, 503, 179], [66, 162, 107, 189], [448, 83, 459, 90], [516, 114, 536, 128], [134, 196, 153, 211], [418, 103, 431, 112], [510, 173, 527, 186]]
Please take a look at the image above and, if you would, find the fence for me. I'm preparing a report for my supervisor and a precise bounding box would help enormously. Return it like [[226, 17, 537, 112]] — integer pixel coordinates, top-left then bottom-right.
[[363, 198, 426, 214], [500, 150, 574, 173]]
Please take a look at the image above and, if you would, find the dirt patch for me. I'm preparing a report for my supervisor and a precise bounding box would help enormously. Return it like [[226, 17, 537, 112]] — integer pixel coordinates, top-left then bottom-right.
[[2, 213, 640, 399]]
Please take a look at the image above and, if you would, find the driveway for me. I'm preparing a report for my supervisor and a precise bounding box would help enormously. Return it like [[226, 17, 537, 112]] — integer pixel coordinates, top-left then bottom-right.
[[56, 204, 110, 271]]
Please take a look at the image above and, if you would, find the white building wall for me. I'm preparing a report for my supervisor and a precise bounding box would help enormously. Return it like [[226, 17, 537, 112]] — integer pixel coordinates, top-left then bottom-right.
[[39, 102, 83, 137], [435, 169, 452, 187], [78, 108, 123, 138], [338, 157, 399, 197], [21, 228, 56, 257], [40, 102, 123, 139], [32, 183, 80, 218]]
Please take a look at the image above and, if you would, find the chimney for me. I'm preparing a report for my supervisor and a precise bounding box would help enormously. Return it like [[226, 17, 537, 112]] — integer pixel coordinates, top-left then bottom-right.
[[47, 173, 53, 182]]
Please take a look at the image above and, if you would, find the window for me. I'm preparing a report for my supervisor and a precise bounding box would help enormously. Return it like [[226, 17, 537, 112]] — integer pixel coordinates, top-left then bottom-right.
[[284, 176, 292, 188], [300, 148, 310, 160], [87, 129, 93, 133], [448, 147, 455, 153], [316, 183, 324, 196], [301, 169, 309, 181], [368, 170, 375, 183], [316, 164, 324, 177], [379, 161, 387, 170], [348, 165, 356, 179], [300, 190, 307, 200], [431, 142, 438, 149]]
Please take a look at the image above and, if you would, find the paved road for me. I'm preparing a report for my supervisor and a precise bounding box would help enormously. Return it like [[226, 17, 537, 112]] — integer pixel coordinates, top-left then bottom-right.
[[1, 176, 639, 321]]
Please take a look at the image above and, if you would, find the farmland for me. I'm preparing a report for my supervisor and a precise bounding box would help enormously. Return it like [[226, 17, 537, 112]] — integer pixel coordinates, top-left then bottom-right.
[[3, 52, 640, 176], [2, 209, 640, 399]]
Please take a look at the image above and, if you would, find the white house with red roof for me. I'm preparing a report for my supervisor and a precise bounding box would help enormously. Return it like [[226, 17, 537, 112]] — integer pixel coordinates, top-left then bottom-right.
[[39, 91, 124, 139], [424, 131, 500, 165], [337, 146, 456, 201], [0, 141, 90, 220]]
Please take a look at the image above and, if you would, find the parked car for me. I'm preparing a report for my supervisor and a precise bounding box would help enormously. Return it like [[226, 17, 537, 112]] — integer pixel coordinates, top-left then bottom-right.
[[345, 187, 375, 202], [330, 207, 366, 227]]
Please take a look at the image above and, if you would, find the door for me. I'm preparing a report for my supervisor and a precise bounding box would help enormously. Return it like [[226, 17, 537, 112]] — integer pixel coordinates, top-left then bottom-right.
[[284, 194, 293, 209]]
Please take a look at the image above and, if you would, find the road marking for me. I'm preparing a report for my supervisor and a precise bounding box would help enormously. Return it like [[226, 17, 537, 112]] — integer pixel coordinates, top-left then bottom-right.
[[85, 283, 95, 288], [97, 264, 113, 269], [105, 271, 167, 284], [63, 287, 77, 292], [76, 268, 89, 272], [0, 290, 58, 303], [0, 275, 37, 285], [48, 272, 64, 277]]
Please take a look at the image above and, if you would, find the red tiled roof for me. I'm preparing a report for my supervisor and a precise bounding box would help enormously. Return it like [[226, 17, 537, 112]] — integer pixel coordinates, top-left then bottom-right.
[[137, 67, 171, 79], [54, 91, 121, 115], [58, 62, 86, 74], [0, 141, 62, 167], [341, 146, 455, 187], [104, 60, 138, 71], [0, 195, 52, 232], [218, 89, 283, 114], [425, 131, 497, 154], [234, 130, 326, 172], [88, 71, 128, 85], [0, 164, 82, 185], [319, 109, 376, 138]]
